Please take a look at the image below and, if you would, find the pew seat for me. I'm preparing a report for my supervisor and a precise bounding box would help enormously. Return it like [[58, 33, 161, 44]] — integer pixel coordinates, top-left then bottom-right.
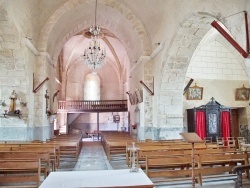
[[0, 159, 41, 187]]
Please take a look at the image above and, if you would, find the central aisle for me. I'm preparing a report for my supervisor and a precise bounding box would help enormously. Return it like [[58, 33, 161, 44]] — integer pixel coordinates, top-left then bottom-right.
[[73, 141, 128, 171]]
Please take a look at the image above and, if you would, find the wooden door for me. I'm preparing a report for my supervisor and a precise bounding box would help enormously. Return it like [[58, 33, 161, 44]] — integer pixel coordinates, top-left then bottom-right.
[[231, 109, 239, 137]]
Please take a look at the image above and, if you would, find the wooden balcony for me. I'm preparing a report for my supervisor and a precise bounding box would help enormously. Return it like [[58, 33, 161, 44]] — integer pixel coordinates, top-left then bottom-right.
[[57, 100, 128, 113]]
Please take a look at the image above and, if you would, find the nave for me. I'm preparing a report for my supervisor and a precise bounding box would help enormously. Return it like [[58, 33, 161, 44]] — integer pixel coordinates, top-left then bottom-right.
[[58, 140, 128, 171], [58, 140, 239, 188]]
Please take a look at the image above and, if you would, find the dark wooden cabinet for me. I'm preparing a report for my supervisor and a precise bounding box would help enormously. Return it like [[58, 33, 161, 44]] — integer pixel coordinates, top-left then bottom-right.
[[187, 97, 231, 141]]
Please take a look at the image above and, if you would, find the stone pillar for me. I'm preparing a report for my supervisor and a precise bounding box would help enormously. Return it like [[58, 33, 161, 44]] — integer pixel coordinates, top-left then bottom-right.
[[244, 57, 250, 142], [33, 55, 52, 140], [57, 71, 68, 134]]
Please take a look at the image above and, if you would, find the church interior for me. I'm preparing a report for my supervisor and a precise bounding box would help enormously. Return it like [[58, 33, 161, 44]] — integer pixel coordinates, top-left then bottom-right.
[[1, 0, 250, 187]]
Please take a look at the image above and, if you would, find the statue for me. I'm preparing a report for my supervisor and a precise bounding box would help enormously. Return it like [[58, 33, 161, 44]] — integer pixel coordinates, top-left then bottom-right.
[[9, 90, 17, 112]]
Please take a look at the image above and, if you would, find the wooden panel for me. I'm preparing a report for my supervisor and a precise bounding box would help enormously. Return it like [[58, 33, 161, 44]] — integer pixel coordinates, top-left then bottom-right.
[[231, 109, 239, 137]]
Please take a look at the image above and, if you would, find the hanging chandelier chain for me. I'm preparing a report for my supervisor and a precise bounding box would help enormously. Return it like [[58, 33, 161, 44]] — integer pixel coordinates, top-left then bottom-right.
[[82, 0, 106, 71], [94, 0, 97, 27]]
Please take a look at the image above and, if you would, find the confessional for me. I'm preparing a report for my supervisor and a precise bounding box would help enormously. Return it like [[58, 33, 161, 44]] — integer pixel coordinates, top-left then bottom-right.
[[186, 97, 231, 142]]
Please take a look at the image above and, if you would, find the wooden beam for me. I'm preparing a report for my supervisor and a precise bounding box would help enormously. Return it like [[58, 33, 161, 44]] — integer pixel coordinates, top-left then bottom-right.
[[140, 77, 154, 96], [183, 78, 194, 95], [245, 11, 249, 53], [33, 73, 49, 93], [211, 20, 248, 58]]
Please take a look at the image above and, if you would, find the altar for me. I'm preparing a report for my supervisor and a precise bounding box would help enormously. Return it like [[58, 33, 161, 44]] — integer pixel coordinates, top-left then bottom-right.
[[39, 169, 154, 188]]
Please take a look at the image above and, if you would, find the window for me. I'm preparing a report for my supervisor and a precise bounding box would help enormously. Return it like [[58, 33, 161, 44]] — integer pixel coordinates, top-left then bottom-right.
[[84, 73, 100, 100]]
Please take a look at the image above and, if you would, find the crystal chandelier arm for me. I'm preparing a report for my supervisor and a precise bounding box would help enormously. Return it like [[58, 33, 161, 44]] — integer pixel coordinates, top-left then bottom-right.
[[82, 0, 106, 71]]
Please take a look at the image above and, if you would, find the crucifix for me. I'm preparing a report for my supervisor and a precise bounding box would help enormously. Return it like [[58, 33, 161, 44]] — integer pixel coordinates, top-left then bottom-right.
[[127, 142, 139, 172], [44, 90, 49, 114]]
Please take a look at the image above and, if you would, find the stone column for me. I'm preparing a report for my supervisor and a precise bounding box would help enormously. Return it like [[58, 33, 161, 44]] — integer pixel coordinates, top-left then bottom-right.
[[57, 71, 68, 134], [33, 55, 52, 140]]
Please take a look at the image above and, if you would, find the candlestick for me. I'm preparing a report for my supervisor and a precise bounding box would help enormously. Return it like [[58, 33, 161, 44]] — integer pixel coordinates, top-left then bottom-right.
[[127, 142, 139, 172]]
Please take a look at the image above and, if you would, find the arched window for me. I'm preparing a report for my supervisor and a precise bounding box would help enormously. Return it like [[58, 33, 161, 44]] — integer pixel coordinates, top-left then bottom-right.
[[84, 73, 100, 100]]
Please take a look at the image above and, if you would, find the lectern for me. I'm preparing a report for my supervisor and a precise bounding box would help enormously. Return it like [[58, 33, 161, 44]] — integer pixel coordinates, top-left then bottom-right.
[[180, 132, 203, 188]]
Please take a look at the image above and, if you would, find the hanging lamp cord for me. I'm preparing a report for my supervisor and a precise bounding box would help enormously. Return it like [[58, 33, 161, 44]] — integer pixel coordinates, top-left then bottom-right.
[[94, 0, 97, 26]]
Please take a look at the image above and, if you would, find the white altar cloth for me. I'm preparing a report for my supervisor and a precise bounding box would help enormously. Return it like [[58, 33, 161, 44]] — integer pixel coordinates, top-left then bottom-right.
[[39, 168, 154, 188]]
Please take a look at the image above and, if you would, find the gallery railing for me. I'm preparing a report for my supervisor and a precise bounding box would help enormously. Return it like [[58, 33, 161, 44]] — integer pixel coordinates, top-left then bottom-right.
[[57, 100, 128, 112]]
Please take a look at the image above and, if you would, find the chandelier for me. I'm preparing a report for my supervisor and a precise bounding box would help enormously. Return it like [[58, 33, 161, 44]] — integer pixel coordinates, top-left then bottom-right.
[[83, 0, 106, 70]]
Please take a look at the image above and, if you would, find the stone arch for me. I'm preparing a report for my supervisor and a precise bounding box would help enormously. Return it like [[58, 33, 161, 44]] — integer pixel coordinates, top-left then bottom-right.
[[37, 0, 150, 58], [157, 12, 246, 132], [158, 11, 249, 131]]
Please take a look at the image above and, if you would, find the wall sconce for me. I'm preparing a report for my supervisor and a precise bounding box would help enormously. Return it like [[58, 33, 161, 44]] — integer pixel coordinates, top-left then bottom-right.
[[20, 101, 27, 107], [19, 98, 27, 107], [0, 100, 6, 107]]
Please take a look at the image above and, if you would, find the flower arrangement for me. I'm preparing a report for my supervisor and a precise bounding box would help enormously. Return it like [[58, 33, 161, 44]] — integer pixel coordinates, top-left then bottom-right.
[[46, 110, 52, 116], [46, 109, 54, 116], [132, 124, 137, 129], [1, 100, 6, 107]]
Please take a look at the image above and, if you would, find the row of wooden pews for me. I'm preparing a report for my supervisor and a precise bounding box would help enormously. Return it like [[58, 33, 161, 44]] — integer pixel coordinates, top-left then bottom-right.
[[130, 139, 250, 186], [0, 133, 83, 187], [47, 134, 83, 159], [100, 131, 136, 161], [99, 132, 250, 186], [145, 152, 249, 186], [129, 141, 230, 167]]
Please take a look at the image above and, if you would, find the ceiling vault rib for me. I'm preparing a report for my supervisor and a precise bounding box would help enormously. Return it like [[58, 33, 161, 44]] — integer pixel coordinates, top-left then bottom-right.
[[102, 37, 123, 79]]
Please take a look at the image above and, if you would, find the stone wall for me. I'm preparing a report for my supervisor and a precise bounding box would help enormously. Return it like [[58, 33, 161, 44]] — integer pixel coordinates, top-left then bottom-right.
[[0, 7, 53, 141]]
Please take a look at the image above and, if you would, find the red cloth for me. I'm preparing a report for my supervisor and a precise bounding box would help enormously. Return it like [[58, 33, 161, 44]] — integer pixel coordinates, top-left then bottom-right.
[[221, 111, 230, 145], [195, 111, 206, 140]]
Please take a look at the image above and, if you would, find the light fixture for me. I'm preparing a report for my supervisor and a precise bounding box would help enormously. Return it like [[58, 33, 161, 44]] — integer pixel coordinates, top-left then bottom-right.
[[83, 0, 106, 70]]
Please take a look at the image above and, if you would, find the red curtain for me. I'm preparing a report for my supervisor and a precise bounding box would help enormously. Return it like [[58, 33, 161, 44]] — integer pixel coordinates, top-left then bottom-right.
[[195, 111, 206, 140], [221, 111, 230, 142]]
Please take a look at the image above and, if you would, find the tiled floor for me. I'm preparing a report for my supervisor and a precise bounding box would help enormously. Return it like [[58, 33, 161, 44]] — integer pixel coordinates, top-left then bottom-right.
[[57, 140, 247, 188]]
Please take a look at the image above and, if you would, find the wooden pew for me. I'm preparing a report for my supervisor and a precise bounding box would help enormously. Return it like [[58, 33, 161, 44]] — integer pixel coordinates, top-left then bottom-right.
[[105, 140, 135, 161], [0, 152, 50, 178], [137, 150, 184, 168], [198, 153, 249, 185], [47, 134, 83, 159], [145, 152, 248, 186], [146, 155, 201, 184], [99, 131, 136, 161], [137, 147, 236, 169], [0, 145, 58, 171], [0, 159, 41, 187], [127, 142, 230, 167], [232, 164, 250, 188], [47, 141, 81, 159]]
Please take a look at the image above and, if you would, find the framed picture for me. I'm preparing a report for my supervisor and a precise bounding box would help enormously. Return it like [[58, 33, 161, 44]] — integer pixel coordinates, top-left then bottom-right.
[[186, 84, 203, 100], [133, 92, 138, 105], [235, 86, 250, 101], [128, 93, 135, 105], [135, 89, 143, 103]]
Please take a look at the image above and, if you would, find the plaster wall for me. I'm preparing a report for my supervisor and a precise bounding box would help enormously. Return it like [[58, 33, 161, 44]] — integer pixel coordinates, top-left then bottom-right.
[[66, 60, 122, 101], [70, 112, 128, 137], [183, 79, 250, 129], [184, 24, 250, 139]]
